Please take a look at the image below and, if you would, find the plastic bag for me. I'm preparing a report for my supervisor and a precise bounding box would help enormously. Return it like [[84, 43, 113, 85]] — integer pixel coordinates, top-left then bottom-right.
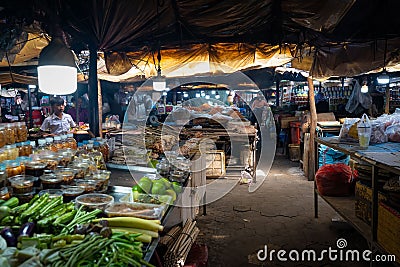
[[385, 124, 400, 142], [345, 80, 372, 114], [357, 113, 372, 147], [338, 118, 359, 142], [315, 163, 355, 196]]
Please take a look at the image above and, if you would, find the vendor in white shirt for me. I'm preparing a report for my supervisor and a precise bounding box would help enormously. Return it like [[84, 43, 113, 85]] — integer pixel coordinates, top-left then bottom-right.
[[40, 96, 76, 135]]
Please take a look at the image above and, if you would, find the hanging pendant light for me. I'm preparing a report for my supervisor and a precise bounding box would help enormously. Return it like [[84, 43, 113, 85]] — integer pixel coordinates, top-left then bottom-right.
[[377, 39, 390, 84], [153, 49, 166, 91], [37, 33, 77, 95], [361, 81, 369, 93]]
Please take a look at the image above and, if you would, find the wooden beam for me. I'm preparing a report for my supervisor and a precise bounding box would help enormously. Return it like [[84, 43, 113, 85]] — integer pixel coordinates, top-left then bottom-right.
[[385, 85, 390, 114], [88, 45, 100, 136], [307, 77, 317, 181]]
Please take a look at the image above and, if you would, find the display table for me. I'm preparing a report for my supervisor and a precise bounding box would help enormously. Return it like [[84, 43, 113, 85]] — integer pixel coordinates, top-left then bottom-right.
[[314, 137, 400, 264], [179, 127, 257, 178]]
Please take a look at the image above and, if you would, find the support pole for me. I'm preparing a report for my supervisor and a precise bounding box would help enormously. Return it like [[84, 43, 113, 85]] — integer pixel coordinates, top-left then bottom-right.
[[88, 45, 100, 136], [307, 77, 317, 181], [27, 86, 33, 129], [385, 85, 390, 114], [276, 79, 280, 107]]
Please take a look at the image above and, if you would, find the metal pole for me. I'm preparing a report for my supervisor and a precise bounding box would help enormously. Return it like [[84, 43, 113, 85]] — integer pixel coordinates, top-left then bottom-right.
[[27, 86, 33, 129], [276, 79, 280, 107], [88, 45, 100, 136]]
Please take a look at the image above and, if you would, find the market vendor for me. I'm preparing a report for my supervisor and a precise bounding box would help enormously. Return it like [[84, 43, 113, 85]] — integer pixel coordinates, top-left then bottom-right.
[[40, 96, 76, 135], [251, 92, 269, 125]]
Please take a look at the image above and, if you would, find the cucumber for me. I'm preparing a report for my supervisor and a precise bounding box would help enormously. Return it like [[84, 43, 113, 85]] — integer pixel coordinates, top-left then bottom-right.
[[1, 197, 19, 208]]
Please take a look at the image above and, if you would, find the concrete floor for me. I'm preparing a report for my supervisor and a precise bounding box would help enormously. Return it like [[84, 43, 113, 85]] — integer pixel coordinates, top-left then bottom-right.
[[195, 156, 383, 267]]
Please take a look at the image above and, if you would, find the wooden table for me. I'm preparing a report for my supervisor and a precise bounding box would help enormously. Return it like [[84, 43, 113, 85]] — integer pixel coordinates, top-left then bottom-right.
[[314, 137, 400, 265]]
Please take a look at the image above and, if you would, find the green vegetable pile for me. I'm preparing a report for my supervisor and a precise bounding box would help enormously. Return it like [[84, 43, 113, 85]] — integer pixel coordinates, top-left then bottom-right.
[[41, 233, 154, 267], [1, 194, 101, 235]]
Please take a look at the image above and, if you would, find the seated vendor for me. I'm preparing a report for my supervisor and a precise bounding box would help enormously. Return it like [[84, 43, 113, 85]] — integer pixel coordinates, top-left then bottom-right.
[[40, 96, 76, 135]]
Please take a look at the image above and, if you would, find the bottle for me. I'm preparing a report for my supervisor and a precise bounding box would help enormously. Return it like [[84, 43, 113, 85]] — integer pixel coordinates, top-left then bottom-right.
[[53, 136, 63, 151], [30, 141, 37, 154], [36, 139, 48, 154], [66, 133, 77, 150], [45, 137, 57, 152], [60, 134, 68, 148]]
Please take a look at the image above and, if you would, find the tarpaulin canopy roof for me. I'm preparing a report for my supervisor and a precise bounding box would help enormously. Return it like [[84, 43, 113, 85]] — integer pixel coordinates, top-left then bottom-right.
[[2, 0, 400, 80]]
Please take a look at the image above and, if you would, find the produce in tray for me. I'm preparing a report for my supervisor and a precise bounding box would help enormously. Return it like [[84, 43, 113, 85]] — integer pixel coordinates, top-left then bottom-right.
[[104, 202, 166, 220]]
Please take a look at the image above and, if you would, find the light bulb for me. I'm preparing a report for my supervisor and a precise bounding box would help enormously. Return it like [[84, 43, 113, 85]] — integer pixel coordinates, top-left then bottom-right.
[[361, 84, 368, 93]]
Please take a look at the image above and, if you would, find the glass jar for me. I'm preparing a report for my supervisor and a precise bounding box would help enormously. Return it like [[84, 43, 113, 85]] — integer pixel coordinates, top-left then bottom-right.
[[4, 123, 15, 145], [0, 187, 11, 200], [0, 164, 7, 188], [21, 141, 32, 156], [54, 167, 76, 185], [53, 136, 64, 151], [16, 122, 28, 142], [66, 133, 77, 150], [88, 151, 106, 170], [16, 156, 31, 174], [4, 144, 19, 160], [37, 153, 61, 170], [60, 135, 68, 148], [16, 142, 23, 157], [59, 149, 76, 166], [0, 149, 7, 162], [4, 160, 23, 178], [0, 126, 6, 148], [46, 137, 57, 152], [36, 139, 47, 154]]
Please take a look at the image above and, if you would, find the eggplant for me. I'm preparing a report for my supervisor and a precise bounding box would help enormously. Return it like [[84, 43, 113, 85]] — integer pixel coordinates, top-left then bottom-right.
[[19, 222, 35, 238], [74, 224, 88, 235], [0, 227, 17, 247], [98, 220, 109, 227], [99, 227, 112, 238]]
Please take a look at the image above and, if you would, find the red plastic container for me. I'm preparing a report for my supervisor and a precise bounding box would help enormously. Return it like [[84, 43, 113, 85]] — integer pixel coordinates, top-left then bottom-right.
[[290, 121, 301, 144]]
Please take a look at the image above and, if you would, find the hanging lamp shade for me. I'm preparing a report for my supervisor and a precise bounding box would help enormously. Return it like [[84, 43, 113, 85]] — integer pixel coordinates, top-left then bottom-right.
[[377, 71, 389, 84], [152, 74, 166, 91], [37, 36, 77, 95]]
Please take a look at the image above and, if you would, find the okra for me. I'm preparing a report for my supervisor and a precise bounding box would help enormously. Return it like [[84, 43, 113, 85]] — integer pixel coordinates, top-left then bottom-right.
[[53, 210, 76, 225]]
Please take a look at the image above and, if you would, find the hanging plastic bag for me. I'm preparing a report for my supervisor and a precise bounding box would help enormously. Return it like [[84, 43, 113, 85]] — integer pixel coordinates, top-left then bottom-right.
[[357, 113, 371, 147]]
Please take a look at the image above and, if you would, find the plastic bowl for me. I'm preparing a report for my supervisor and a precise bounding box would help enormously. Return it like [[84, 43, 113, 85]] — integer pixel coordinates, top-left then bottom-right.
[[8, 175, 36, 194], [39, 189, 64, 198], [40, 174, 63, 189], [75, 193, 114, 210]]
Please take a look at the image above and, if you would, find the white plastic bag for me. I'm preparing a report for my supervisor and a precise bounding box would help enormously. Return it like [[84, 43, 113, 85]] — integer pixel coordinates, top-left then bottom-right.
[[357, 113, 372, 147]]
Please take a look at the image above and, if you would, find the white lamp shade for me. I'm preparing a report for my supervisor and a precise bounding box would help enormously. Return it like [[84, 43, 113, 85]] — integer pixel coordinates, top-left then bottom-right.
[[361, 84, 369, 93], [38, 65, 77, 95], [377, 73, 389, 84], [153, 77, 166, 91]]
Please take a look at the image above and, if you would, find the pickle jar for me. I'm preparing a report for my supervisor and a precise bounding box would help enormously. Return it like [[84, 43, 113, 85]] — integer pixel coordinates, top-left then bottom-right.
[[66, 133, 77, 150], [0, 125, 6, 148], [53, 136, 64, 151], [16, 122, 28, 142], [16, 156, 31, 174], [21, 141, 32, 156], [4, 160, 23, 178], [4, 123, 15, 145]]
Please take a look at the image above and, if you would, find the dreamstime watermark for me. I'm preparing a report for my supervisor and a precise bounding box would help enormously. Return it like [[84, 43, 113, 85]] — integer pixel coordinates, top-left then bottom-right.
[[257, 238, 396, 263]]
